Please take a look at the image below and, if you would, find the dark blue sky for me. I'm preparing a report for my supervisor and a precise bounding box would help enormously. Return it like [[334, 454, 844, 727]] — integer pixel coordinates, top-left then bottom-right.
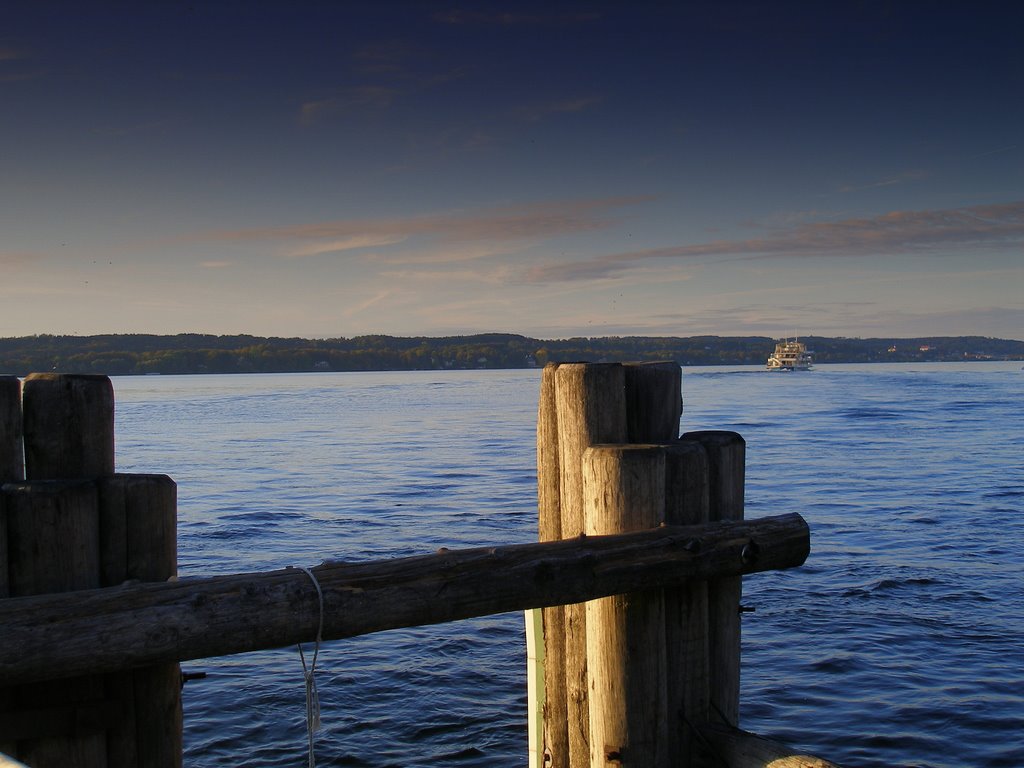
[[2, 2, 1021, 338]]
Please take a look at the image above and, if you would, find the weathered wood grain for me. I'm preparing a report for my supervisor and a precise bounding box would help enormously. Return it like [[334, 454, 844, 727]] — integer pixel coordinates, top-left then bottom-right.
[[0, 376, 23, 485], [98, 474, 181, 768], [21, 373, 114, 481], [683, 430, 745, 727], [536, 363, 568, 768], [663, 440, 710, 765], [553, 363, 628, 768], [623, 362, 682, 443], [1, 480, 106, 767], [584, 445, 669, 767]]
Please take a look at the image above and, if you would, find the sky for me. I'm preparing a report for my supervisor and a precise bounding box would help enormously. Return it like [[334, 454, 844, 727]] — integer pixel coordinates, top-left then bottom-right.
[[1, 1, 1022, 340]]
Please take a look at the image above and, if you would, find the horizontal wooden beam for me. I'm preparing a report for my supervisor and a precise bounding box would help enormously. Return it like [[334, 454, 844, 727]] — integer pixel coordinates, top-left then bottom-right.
[[0, 513, 808, 685]]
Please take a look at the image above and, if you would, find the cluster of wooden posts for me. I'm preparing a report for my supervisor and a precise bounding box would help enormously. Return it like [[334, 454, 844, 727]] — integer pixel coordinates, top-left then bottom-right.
[[0, 367, 825, 768], [0, 374, 180, 767], [531, 362, 748, 767]]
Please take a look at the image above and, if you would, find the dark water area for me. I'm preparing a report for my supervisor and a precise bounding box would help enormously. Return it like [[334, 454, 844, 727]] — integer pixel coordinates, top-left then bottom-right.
[[111, 362, 1024, 767]]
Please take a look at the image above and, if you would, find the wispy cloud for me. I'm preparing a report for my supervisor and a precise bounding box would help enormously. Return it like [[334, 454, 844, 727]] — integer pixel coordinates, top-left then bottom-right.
[[0, 45, 43, 81], [836, 169, 928, 193], [191, 196, 649, 263], [513, 96, 604, 122], [286, 234, 408, 258], [0, 250, 41, 267], [968, 144, 1017, 159], [342, 289, 393, 318], [299, 86, 399, 125], [525, 201, 1024, 283]]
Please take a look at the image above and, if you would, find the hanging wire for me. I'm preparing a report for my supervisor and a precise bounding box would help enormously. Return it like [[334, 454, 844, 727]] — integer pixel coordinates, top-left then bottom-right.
[[296, 566, 325, 768]]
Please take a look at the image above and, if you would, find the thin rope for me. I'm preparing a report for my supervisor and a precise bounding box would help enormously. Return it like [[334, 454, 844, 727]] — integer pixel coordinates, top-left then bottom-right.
[[297, 565, 324, 768]]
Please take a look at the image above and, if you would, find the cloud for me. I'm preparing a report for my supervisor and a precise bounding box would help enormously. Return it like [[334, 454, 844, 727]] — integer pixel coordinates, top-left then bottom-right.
[[285, 234, 408, 258], [514, 96, 604, 122], [190, 196, 650, 261], [525, 201, 1024, 283], [342, 290, 393, 318], [969, 145, 1017, 159], [379, 264, 515, 284], [0, 250, 41, 267], [200, 260, 234, 268], [299, 86, 399, 125], [836, 169, 928, 193], [0, 45, 43, 81]]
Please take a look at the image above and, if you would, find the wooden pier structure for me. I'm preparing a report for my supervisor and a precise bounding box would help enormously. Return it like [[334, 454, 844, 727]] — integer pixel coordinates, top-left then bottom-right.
[[0, 367, 834, 767]]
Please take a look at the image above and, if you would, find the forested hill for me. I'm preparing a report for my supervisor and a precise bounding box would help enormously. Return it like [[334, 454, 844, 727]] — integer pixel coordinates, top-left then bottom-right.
[[1, 333, 1022, 376]]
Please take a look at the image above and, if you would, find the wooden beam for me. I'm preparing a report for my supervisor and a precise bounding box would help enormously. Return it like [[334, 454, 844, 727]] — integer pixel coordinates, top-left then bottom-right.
[[0, 513, 809, 686]]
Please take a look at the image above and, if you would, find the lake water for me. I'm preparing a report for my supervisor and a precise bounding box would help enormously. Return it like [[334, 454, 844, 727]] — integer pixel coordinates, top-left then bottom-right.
[[110, 362, 1024, 767]]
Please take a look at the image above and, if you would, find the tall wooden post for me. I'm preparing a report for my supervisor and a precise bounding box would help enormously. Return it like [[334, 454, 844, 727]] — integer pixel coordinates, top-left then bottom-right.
[[22, 373, 115, 481], [2, 480, 106, 767], [553, 364, 628, 768], [682, 431, 745, 726], [536, 364, 568, 767], [0, 375, 24, 758], [0, 376, 23, 484], [536, 361, 686, 766], [623, 362, 681, 443], [663, 441, 710, 764], [99, 474, 181, 768], [3, 374, 113, 767], [584, 445, 669, 767]]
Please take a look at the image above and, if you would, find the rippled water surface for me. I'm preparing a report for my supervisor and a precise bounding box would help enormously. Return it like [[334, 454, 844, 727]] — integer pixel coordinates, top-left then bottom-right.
[[111, 363, 1024, 767]]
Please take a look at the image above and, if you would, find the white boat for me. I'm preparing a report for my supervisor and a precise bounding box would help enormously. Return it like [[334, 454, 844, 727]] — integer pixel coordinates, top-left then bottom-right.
[[766, 339, 813, 371]]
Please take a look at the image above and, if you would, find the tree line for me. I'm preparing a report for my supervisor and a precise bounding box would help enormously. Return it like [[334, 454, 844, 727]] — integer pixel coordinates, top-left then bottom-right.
[[0, 333, 1021, 376]]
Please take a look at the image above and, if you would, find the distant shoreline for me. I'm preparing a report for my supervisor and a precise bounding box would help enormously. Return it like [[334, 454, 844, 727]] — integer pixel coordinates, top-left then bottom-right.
[[2, 333, 1022, 377]]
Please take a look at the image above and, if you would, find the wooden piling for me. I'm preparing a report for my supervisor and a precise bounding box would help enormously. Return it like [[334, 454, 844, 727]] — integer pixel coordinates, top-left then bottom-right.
[[4, 376, 112, 766], [553, 363, 628, 768], [0, 376, 21, 757], [683, 430, 745, 727], [98, 474, 181, 768], [584, 445, 669, 767], [22, 373, 114, 481], [1, 480, 106, 767], [1, 376, 23, 483], [536, 360, 683, 767], [537, 363, 568, 767], [623, 362, 682, 443], [662, 442, 710, 764]]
